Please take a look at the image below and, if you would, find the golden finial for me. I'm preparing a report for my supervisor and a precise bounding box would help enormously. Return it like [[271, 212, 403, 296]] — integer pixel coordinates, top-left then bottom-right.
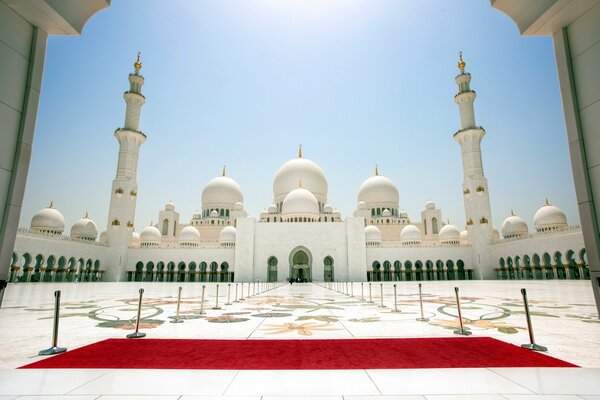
[[84, 211, 89, 219], [511, 209, 515, 216], [134, 51, 142, 71], [298, 178, 303, 188], [545, 197, 550, 206], [298, 144, 303, 158], [458, 51, 465, 70], [222, 165, 226, 177], [375, 164, 379, 176], [48, 201, 54, 208]]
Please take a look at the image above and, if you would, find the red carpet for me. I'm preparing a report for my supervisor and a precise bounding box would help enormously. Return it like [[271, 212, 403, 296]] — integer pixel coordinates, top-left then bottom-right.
[[21, 337, 577, 370]]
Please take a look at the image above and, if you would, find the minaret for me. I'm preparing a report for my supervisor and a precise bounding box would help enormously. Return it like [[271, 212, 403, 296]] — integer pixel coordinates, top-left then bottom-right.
[[105, 53, 147, 281], [453, 52, 494, 278]]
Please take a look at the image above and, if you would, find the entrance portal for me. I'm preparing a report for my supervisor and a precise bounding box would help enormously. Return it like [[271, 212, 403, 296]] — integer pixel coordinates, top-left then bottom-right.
[[290, 249, 311, 282]]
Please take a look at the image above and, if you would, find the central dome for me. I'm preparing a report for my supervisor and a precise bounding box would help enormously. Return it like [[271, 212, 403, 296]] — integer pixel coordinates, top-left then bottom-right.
[[201, 175, 244, 209], [357, 174, 399, 208], [273, 150, 328, 204]]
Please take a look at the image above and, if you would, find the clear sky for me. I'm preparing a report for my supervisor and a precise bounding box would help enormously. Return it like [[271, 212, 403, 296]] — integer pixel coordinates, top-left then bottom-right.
[[21, 0, 578, 234]]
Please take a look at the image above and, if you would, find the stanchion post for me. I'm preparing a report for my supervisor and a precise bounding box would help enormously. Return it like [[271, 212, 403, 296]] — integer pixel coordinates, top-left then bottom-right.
[[350, 282, 354, 297], [212, 284, 222, 310], [126, 288, 147, 338], [234, 283, 239, 303], [416, 283, 429, 322], [453, 287, 471, 336], [170, 286, 184, 324], [225, 283, 232, 305], [239, 283, 245, 301], [391, 284, 401, 313], [368, 282, 373, 303], [247, 281, 251, 298], [345, 282, 349, 296], [39, 290, 67, 355], [198, 285, 207, 315], [361, 282, 364, 301], [520, 288, 547, 351], [379, 283, 386, 307]]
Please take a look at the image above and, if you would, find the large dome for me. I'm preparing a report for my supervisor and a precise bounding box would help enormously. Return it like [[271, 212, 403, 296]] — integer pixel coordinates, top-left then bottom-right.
[[534, 200, 567, 231], [357, 173, 399, 208], [273, 152, 328, 204], [31, 203, 65, 234], [501, 211, 529, 238], [201, 175, 244, 208], [282, 187, 320, 217], [70, 213, 98, 241]]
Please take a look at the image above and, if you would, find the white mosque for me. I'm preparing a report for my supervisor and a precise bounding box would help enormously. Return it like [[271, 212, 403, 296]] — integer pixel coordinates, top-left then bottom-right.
[[9, 53, 589, 284]]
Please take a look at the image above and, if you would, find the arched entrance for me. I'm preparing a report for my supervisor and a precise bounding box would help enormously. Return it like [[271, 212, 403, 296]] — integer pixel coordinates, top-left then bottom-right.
[[289, 247, 312, 282], [268, 257, 278, 282], [324, 256, 334, 282]]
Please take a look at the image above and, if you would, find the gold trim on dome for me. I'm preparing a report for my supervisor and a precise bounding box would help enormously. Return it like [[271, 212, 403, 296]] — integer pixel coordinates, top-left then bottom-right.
[[458, 51, 465, 70], [134, 51, 142, 71]]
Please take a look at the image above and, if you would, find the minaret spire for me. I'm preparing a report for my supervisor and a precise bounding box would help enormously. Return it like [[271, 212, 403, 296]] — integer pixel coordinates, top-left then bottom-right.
[[105, 54, 148, 281], [222, 165, 226, 177], [298, 144, 303, 158], [375, 164, 379, 176]]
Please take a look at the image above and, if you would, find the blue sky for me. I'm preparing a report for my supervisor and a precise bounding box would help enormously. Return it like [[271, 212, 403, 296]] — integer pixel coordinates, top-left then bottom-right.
[[22, 0, 578, 233]]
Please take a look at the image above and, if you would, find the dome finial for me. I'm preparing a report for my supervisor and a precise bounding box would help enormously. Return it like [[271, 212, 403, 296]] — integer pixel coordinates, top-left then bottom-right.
[[134, 51, 142, 72], [545, 197, 550, 206], [458, 51, 465, 70], [222, 165, 226, 177], [375, 164, 379, 176], [511, 209, 515, 216], [298, 144, 303, 158], [84, 211, 89, 219], [49, 200, 54, 208], [298, 178, 303, 188]]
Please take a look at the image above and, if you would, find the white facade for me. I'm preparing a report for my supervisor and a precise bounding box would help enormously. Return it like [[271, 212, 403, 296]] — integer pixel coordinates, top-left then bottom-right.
[[9, 54, 589, 284]]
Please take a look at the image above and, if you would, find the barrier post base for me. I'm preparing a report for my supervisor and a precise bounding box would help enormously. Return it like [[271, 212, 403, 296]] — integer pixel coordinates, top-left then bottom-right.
[[416, 317, 430, 322], [126, 332, 146, 339], [453, 329, 472, 336], [39, 346, 67, 356], [170, 319, 183, 324], [521, 343, 547, 352]]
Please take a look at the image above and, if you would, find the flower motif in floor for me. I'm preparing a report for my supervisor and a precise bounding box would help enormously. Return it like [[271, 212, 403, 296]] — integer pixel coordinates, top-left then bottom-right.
[[261, 322, 342, 336]]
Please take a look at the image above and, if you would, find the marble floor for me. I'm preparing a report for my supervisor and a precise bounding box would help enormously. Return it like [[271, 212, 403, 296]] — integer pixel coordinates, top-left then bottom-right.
[[0, 280, 599, 398]]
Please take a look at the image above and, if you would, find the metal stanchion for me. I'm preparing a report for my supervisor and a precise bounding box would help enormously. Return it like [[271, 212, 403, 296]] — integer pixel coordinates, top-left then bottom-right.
[[170, 286, 184, 324], [453, 287, 471, 336], [379, 283, 386, 307], [345, 282, 349, 296], [520, 288, 547, 351], [198, 285, 207, 315], [239, 283, 245, 301], [361, 282, 364, 301], [212, 284, 222, 310], [39, 290, 67, 355], [391, 284, 401, 313], [225, 283, 232, 305], [234, 283, 239, 303], [368, 282, 373, 303], [416, 283, 429, 321], [247, 282, 251, 298], [127, 288, 147, 338], [350, 282, 354, 297]]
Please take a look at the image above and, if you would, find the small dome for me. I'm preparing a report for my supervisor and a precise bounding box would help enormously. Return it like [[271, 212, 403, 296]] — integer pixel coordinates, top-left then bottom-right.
[[202, 175, 244, 208], [179, 226, 200, 243], [501, 212, 529, 238], [425, 200, 435, 210], [210, 210, 219, 218], [324, 203, 334, 213], [365, 225, 382, 243], [357, 174, 399, 208], [131, 231, 140, 242], [460, 230, 469, 243], [192, 211, 200, 219], [492, 227, 500, 241], [382, 208, 391, 217], [165, 201, 176, 211], [399, 210, 409, 219], [267, 204, 277, 213], [400, 224, 422, 243], [70, 213, 98, 240], [31, 203, 65, 234], [533, 200, 567, 231], [439, 223, 460, 244], [100, 230, 108, 245], [234, 201, 244, 211], [219, 226, 237, 242], [273, 154, 328, 204], [357, 201, 367, 210], [282, 187, 319, 217], [140, 225, 161, 243]]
